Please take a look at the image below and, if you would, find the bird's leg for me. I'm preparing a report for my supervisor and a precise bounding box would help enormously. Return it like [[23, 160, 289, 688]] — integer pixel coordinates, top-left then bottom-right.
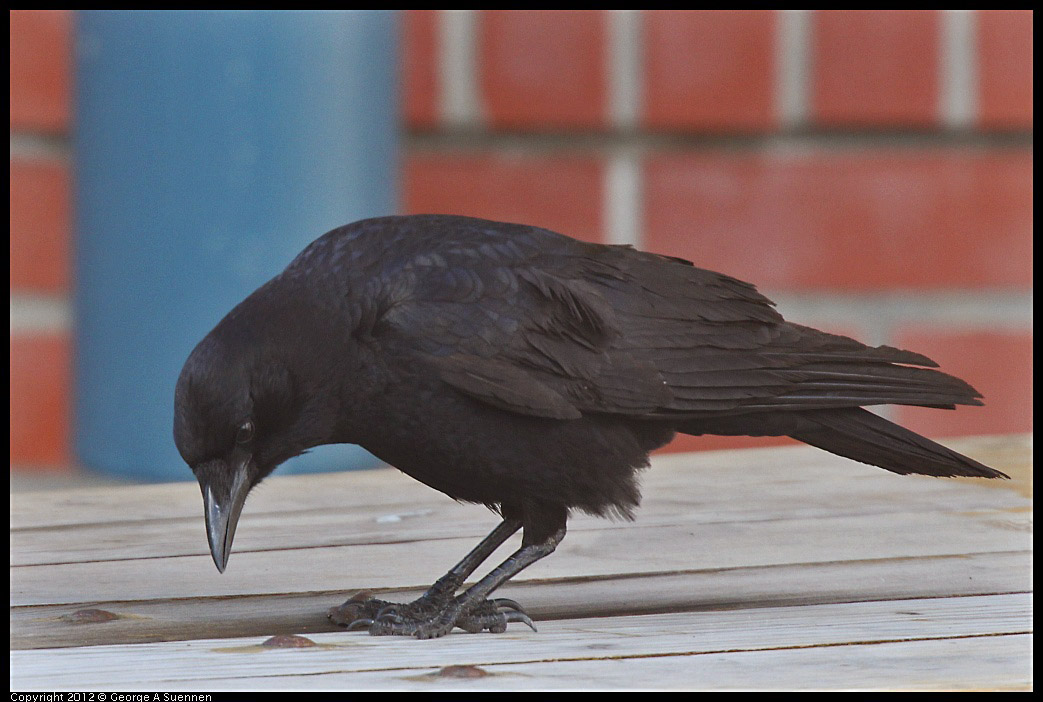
[[417, 517, 523, 607], [327, 517, 522, 628], [368, 515, 567, 639], [449, 526, 565, 635]]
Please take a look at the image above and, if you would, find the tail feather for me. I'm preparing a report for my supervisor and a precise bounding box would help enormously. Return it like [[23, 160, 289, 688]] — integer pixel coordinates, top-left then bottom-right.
[[788, 408, 1008, 479]]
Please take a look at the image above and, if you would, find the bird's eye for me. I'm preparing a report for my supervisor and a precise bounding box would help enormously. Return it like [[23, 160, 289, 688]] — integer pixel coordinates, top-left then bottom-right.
[[236, 420, 255, 444]]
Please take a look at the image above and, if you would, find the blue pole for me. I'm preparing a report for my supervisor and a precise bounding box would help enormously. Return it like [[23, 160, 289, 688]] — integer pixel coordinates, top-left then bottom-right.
[[75, 10, 397, 481]]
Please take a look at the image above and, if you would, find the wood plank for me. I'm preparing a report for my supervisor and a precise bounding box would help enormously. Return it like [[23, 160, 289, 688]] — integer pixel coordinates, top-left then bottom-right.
[[9, 594, 1032, 691], [198, 635, 1033, 691], [10, 436, 1030, 571], [10, 550, 1031, 650], [9, 432, 1032, 679], [10, 502, 1031, 607], [10, 457, 1030, 567], [10, 434, 1029, 531]]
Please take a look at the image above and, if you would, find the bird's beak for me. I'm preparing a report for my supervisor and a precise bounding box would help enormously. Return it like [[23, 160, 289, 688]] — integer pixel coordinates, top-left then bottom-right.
[[200, 456, 252, 573]]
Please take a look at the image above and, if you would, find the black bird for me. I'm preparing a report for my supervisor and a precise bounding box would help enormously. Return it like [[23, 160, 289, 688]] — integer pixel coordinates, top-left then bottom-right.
[[174, 214, 1007, 639]]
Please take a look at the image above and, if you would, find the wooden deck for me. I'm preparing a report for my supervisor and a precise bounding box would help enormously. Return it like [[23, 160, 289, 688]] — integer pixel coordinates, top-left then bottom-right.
[[10, 434, 1032, 691]]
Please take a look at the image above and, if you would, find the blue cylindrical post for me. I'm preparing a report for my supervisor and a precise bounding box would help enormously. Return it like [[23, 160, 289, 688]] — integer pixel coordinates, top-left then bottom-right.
[[75, 10, 396, 480]]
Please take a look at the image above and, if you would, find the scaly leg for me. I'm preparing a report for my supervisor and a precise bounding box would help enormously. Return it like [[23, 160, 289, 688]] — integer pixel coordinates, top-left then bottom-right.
[[368, 518, 567, 639], [328, 517, 524, 630]]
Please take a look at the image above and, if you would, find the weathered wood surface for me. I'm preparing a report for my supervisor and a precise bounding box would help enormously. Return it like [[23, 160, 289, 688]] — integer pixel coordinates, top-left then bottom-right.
[[10, 594, 1032, 691], [9, 434, 1033, 690]]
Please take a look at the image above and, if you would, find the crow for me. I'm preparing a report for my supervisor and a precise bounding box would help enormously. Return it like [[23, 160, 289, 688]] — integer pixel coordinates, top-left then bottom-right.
[[174, 214, 1007, 639]]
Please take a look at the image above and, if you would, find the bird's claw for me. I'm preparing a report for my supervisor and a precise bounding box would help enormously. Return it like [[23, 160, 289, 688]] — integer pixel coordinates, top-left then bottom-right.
[[376, 611, 403, 625], [327, 596, 400, 628], [346, 617, 373, 631], [455, 598, 536, 634], [332, 593, 536, 638], [503, 609, 537, 632]]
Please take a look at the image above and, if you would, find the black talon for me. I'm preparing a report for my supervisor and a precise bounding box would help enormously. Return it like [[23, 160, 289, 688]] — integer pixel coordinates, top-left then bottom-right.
[[347, 617, 374, 631], [491, 598, 525, 613], [377, 611, 403, 625], [504, 610, 537, 632]]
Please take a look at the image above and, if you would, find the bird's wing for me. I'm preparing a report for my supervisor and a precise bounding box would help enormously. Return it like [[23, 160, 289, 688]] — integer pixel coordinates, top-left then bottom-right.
[[367, 230, 676, 418], [593, 246, 981, 416], [371, 231, 979, 420]]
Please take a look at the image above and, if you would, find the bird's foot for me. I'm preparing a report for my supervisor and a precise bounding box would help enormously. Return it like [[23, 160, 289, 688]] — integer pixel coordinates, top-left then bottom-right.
[[327, 591, 443, 628], [331, 594, 534, 639], [454, 598, 536, 635], [371, 597, 535, 639]]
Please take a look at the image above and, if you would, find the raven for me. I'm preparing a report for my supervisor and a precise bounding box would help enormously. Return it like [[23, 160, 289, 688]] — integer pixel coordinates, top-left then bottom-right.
[[174, 214, 1007, 638]]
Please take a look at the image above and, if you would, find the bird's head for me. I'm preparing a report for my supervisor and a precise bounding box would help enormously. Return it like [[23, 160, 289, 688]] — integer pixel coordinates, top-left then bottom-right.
[[174, 330, 306, 573]]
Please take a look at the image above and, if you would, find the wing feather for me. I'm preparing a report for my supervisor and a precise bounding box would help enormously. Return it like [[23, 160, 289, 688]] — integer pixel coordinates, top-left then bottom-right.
[[369, 220, 981, 420]]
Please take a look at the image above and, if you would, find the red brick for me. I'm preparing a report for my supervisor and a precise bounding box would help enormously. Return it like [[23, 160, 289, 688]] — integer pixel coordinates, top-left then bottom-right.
[[893, 330, 1032, 438], [479, 10, 608, 129], [812, 10, 940, 128], [402, 10, 439, 129], [10, 10, 72, 132], [403, 152, 605, 243], [978, 10, 1033, 130], [643, 149, 1032, 291], [10, 333, 72, 467], [10, 157, 71, 293], [644, 10, 776, 132]]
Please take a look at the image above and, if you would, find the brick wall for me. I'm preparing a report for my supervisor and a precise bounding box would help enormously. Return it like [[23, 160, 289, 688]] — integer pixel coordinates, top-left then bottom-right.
[[10, 10, 1032, 472], [10, 10, 73, 470]]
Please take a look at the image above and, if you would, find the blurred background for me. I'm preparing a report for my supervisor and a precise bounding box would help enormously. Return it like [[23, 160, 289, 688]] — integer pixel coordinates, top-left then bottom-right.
[[10, 10, 1032, 488]]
